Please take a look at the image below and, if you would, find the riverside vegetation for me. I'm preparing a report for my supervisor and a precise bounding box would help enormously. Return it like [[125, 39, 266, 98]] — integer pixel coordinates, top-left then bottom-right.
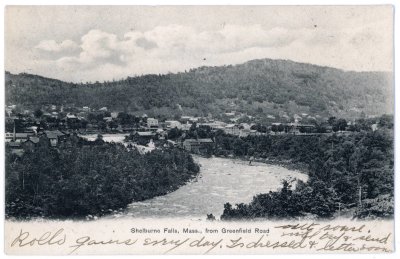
[[218, 119, 394, 220], [5, 137, 199, 219], [160, 114, 394, 220]]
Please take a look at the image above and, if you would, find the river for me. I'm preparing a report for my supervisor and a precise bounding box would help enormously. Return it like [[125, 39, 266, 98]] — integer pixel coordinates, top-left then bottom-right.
[[78, 134, 307, 220], [115, 156, 308, 220]]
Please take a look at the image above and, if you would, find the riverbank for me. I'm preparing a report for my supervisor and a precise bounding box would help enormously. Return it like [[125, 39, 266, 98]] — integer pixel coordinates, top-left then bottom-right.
[[213, 154, 309, 174]]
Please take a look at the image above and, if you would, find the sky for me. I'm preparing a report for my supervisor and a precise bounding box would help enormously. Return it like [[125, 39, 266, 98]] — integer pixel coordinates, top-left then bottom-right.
[[5, 5, 394, 82]]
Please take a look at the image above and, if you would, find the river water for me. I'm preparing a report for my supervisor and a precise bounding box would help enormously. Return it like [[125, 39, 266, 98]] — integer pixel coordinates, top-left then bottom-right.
[[122, 156, 307, 220]]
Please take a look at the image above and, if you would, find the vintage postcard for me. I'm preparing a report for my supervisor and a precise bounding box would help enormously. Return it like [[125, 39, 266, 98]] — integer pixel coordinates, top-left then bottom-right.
[[3, 5, 395, 255]]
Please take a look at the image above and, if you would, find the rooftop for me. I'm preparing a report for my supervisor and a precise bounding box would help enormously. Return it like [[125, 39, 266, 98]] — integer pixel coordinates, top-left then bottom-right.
[[184, 138, 213, 143], [136, 132, 156, 136]]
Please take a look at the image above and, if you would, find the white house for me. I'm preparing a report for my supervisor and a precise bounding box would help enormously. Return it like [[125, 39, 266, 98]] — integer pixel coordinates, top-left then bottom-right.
[[224, 124, 240, 135], [147, 118, 159, 127], [165, 120, 182, 129]]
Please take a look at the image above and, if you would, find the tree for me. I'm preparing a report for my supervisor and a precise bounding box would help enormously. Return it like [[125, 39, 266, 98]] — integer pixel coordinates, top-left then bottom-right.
[[6, 137, 200, 219], [277, 124, 285, 133], [379, 114, 393, 129], [168, 127, 182, 139], [34, 109, 43, 118], [98, 121, 107, 131], [328, 116, 337, 126], [334, 118, 347, 132]]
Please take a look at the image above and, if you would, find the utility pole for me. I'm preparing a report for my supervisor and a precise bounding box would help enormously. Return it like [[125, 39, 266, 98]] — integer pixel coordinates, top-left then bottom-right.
[[356, 175, 362, 209]]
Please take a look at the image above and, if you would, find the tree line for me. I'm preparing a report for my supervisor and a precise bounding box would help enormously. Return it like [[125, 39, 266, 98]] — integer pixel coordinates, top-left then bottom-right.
[[5, 136, 200, 219], [218, 125, 393, 220]]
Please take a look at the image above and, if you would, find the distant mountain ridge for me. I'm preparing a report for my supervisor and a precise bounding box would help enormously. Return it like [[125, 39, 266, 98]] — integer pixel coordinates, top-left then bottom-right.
[[5, 58, 393, 120]]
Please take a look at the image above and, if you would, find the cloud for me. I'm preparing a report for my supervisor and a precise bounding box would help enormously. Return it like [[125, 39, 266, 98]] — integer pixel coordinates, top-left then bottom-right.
[[30, 22, 392, 82], [5, 6, 393, 83], [34, 39, 81, 60], [53, 25, 298, 73], [35, 39, 79, 52]]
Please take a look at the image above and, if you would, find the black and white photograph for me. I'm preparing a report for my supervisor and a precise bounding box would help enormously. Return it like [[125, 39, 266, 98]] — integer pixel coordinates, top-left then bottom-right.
[[2, 3, 396, 255]]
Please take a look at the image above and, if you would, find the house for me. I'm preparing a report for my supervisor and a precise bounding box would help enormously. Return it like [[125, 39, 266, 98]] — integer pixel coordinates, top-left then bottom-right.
[[7, 141, 22, 148], [5, 132, 14, 142], [180, 116, 193, 123], [82, 106, 90, 112], [22, 137, 39, 152], [99, 107, 108, 112], [103, 117, 113, 122], [5, 107, 12, 117], [136, 131, 156, 137], [147, 118, 159, 128], [285, 123, 315, 134], [66, 113, 78, 120], [202, 121, 226, 130], [285, 123, 299, 134], [281, 114, 290, 120], [5, 133, 33, 142], [46, 132, 59, 147], [297, 124, 315, 133], [181, 123, 192, 131], [29, 136, 40, 144], [183, 138, 214, 154], [7, 141, 24, 157], [166, 139, 178, 147], [156, 129, 167, 139], [240, 123, 252, 130], [165, 120, 182, 129], [224, 124, 240, 135], [293, 114, 302, 123], [181, 116, 199, 123], [239, 128, 252, 137], [121, 126, 136, 132], [42, 112, 52, 118], [111, 112, 119, 119], [44, 130, 66, 147]]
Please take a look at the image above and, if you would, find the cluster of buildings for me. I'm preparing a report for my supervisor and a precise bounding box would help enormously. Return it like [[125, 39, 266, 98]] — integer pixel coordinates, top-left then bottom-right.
[[5, 129, 77, 157], [5, 104, 324, 156]]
